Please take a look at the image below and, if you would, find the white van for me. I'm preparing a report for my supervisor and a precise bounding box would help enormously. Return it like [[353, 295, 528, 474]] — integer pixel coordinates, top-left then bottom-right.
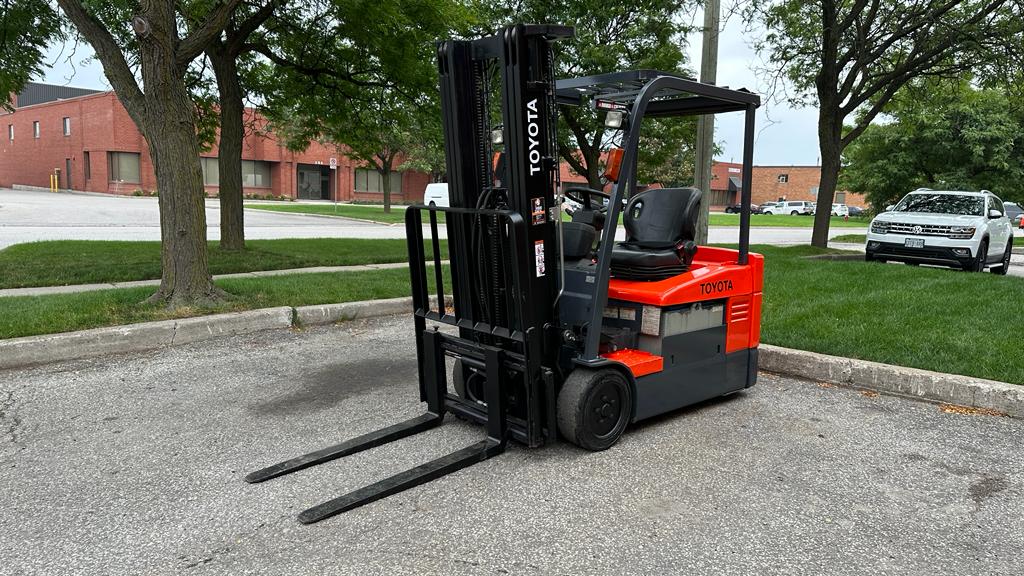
[[423, 183, 450, 207]]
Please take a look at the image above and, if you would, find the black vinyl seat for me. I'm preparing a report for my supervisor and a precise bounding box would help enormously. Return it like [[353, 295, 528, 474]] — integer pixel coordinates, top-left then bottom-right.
[[610, 187, 702, 281]]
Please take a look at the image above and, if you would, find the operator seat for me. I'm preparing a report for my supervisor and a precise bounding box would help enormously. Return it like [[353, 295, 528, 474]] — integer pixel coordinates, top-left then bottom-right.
[[610, 187, 702, 281]]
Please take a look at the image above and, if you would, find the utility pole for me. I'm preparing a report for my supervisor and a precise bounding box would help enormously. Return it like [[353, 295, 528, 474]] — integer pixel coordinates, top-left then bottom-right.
[[693, 0, 720, 244]]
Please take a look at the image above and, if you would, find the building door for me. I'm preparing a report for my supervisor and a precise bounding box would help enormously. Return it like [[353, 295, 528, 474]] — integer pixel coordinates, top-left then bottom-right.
[[65, 158, 72, 190], [297, 164, 329, 199]]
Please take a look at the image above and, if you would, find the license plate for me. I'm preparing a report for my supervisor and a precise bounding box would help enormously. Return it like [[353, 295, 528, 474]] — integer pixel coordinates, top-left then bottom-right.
[[904, 238, 925, 248]]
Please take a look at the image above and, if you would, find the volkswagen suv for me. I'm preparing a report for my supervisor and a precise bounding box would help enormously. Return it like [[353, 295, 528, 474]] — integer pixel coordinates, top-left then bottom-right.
[[865, 189, 1014, 274]]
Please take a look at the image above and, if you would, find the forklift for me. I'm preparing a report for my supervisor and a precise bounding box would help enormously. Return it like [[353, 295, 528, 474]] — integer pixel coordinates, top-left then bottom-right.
[[247, 24, 764, 524]]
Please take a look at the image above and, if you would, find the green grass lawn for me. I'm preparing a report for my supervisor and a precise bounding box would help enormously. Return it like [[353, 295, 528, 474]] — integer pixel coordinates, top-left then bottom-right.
[[0, 266, 446, 340], [0, 238, 446, 289], [2, 244, 1020, 385], [831, 234, 867, 243], [709, 213, 868, 228], [758, 245, 1024, 385], [246, 202, 425, 224]]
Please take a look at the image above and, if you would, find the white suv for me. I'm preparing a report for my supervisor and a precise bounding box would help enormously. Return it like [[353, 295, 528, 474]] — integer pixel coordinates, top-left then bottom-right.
[[866, 189, 1014, 273]]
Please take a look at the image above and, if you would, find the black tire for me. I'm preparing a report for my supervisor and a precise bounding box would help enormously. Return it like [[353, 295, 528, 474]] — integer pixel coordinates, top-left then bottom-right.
[[991, 239, 1012, 275], [791, 210, 799, 215], [864, 253, 874, 262], [965, 240, 988, 272], [557, 368, 632, 451]]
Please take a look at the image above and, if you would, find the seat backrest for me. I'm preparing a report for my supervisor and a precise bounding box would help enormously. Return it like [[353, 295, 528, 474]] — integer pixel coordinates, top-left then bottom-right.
[[623, 187, 702, 246]]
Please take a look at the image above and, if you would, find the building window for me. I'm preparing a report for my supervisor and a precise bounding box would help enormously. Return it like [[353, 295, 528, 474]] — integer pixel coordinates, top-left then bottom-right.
[[777, 173, 789, 183], [810, 186, 819, 198], [355, 168, 402, 194], [62, 117, 71, 136], [835, 192, 846, 203], [108, 152, 141, 183], [242, 160, 271, 188], [33, 121, 40, 139], [83, 151, 91, 180], [7, 124, 12, 141], [200, 157, 220, 186]]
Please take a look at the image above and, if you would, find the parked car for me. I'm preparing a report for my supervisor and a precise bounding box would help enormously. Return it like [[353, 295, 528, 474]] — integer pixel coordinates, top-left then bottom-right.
[[1004, 201, 1023, 227], [831, 203, 849, 217], [847, 205, 866, 217], [724, 203, 760, 214], [865, 189, 1014, 273], [765, 200, 814, 215], [423, 182, 449, 207]]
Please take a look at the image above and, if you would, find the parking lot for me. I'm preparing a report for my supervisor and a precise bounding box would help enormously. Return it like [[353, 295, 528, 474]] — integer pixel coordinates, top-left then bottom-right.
[[0, 188, 866, 249], [1, 315, 1021, 575]]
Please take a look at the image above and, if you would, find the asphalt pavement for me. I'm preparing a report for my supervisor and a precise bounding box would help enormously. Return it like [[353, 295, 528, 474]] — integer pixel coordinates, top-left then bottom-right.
[[1, 315, 1021, 575], [0, 188, 864, 249]]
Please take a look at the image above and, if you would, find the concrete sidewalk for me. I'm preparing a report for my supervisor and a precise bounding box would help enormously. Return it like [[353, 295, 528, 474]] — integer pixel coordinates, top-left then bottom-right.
[[0, 262, 415, 298]]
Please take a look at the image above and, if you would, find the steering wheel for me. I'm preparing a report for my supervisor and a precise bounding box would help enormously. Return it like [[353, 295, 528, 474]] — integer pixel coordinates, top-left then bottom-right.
[[564, 187, 613, 213]]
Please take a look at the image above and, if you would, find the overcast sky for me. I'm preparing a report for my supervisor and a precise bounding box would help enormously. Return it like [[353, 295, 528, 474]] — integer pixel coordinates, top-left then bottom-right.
[[39, 10, 822, 167]]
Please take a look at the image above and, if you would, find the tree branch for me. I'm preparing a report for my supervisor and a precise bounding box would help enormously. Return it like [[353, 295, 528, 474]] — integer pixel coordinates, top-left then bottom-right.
[[54, 0, 145, 119], [226, 0, 280, 56], [177, 0, 244, 67]]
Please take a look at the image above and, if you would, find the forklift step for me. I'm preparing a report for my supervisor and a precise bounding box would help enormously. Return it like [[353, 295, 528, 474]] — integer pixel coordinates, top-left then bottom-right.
[[297, 438, 504, 524], [245, 413, 442, 484]]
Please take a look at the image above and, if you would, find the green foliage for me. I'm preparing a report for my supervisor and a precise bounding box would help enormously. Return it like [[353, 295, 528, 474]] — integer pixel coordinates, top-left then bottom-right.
[[0, 1, 62, 110], [478, 0, 697, 187], [841, 79, 1024, 209]]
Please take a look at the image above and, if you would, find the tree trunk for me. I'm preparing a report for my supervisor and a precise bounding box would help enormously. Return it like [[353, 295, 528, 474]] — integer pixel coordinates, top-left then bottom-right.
[[210, 47, 246, 251], [138, 16, 224, 306], [811, 105, 844, 247], [380, 167, 392, 213], [584, 148, 601, 190]]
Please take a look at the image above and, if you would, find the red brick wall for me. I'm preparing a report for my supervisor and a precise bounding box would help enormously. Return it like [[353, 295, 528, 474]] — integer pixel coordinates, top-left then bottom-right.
[[749, 165, 866, 207], [0, 91, 431, 202]]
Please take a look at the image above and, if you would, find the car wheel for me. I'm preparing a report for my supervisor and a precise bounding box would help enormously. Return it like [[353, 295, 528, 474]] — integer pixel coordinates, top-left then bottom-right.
[[991, 239, 1012, 275], [429, 201, 436, 207], [557, 367, 632, 451], [965, 239, 988, 272], [791, 210, 799, 215]]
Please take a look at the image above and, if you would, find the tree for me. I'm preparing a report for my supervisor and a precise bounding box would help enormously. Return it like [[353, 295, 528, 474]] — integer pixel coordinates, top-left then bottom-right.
[[53, 0, 253, 306], [479, 0, 697, 190], [747, 0, 1020, 247], [841, 79, 1024, 208], [256, 0, 464, 209], [204, 1, 280, 251], [0, 1, 62, 108]]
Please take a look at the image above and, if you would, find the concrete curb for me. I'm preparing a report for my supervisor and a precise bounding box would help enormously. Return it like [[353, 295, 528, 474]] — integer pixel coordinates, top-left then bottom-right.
[[759, 344, 1023, 417], [0, 306, 293, 370], [3, 297, 1021, 419]]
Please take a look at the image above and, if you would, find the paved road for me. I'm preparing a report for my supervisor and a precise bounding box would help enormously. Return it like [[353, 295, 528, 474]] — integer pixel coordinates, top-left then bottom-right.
[[1, 316, 1021, 575], [0, 188, 864, 249]]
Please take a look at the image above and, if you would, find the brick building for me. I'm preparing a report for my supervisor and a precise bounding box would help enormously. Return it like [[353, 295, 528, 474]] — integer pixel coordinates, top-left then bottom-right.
[[709, 161, 866, 209], [1, 82, 430, 202]]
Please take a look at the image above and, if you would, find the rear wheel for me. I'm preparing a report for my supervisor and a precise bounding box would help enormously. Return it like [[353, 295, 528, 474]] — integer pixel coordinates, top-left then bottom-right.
[[791, 210, 799, 215], [557, 368, 632, 451], [991, 239, 1012, 275]]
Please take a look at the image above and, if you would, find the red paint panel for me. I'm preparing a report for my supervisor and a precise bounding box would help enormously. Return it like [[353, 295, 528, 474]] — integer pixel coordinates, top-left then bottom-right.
[[601, 349, 664, 377], [607, 248, 765, 307], [726, 295, 752, 353], [749, 292, 763, 348]]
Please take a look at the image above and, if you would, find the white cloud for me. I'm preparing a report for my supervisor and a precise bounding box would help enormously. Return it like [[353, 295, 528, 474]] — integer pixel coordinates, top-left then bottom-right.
[[685, 7, 822, 166]]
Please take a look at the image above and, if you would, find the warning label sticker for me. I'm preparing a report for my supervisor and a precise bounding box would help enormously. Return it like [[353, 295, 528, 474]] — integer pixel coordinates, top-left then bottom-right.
[[534, 240, 546, 277], [531, 197, 546, 225]]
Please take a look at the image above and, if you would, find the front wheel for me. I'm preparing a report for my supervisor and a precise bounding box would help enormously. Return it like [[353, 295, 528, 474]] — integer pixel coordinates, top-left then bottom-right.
[[791, 210, 800, 215], [557, 368, 632, 451], [965, 240, 988, 272], [991, 239, 1013, 275]]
